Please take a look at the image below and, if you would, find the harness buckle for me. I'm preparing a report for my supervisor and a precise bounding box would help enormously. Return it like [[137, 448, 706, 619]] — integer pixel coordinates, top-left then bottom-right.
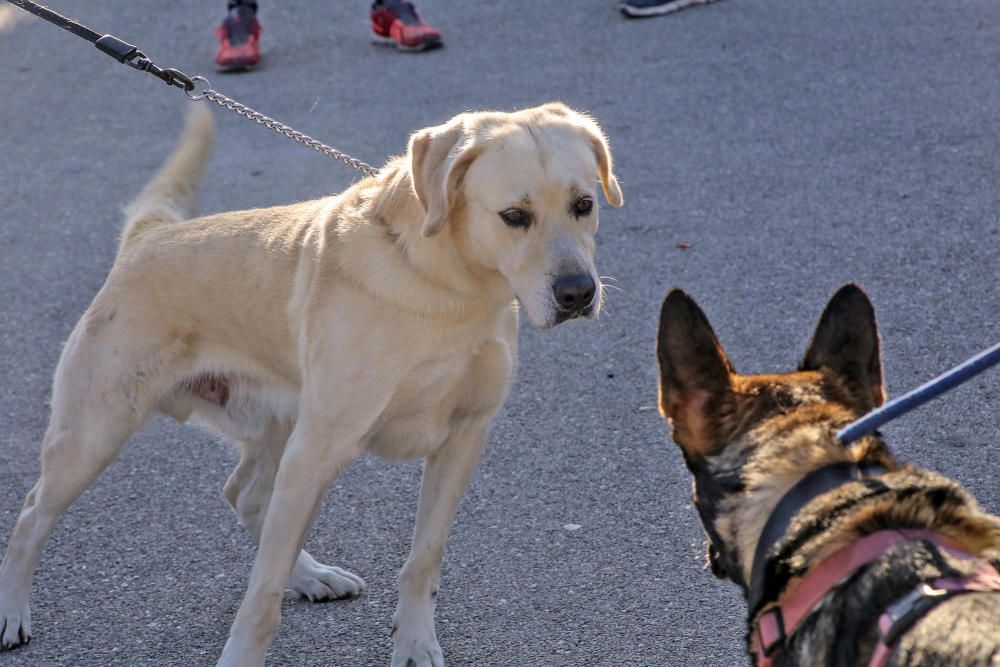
[[757, 607, 786, 657]]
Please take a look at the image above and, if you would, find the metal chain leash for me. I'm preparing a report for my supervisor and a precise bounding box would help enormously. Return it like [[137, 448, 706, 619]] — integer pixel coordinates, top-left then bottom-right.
[[3, 0, 379, 179], [185, 77, 379, 178]]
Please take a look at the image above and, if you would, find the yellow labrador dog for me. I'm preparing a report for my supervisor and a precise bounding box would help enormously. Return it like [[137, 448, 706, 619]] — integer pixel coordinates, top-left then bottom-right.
[[0, 103, 621, 666]]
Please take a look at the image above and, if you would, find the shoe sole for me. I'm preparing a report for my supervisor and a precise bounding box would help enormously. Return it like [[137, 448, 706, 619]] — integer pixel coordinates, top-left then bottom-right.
[[216, 60, 259, 73], [372, 33, 443, 52], [620, 0, 720, 18]]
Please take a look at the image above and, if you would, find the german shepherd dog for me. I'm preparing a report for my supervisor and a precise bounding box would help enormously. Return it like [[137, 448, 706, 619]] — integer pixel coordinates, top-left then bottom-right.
[[655, 284, 1000, 666]]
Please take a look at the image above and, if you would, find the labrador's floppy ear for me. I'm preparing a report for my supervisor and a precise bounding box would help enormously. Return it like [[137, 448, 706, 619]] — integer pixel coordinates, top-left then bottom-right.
[[543, 103, 623, 207], [586, 123, 623, 208], [564, 108, 622, 208], [800, 284, 885, 413], [408, 117, 482, 237]]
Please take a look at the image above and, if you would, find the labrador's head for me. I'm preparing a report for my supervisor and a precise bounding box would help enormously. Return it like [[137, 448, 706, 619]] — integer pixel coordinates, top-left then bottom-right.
[[408, 103, 623, 329]]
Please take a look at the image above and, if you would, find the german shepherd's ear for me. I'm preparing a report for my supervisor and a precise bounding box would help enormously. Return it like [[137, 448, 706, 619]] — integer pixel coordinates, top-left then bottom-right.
[[800, 284, 886, 413], [656, 289, 735, 462]]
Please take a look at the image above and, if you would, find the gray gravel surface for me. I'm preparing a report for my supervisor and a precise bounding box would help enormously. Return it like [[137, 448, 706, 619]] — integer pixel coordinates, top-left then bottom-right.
[[1, 1, 999, 665]]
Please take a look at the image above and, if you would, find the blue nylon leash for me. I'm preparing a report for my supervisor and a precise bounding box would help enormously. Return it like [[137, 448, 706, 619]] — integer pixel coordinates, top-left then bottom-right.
[[837, 341, 1000, 445]]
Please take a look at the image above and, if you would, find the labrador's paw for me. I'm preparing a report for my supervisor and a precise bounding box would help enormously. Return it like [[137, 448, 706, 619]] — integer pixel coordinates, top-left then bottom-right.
[[390, 633, 445, 667], [290, 555, 366, 602], [391, 611, 444, 667], [0, 603, 31, 650]]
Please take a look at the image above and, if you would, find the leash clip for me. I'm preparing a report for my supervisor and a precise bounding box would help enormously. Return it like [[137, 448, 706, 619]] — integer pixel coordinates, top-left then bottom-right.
[[123, 54, 195, 92], [159, 67, 195, 92]]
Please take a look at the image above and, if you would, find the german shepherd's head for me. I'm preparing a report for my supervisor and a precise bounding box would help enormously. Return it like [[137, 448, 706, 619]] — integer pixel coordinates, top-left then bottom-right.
[[656, 284, 1000, 665], [656, 284, 895, 586]]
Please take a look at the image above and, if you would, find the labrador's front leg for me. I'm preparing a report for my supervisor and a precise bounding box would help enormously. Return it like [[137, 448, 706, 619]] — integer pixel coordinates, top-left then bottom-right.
[[391, 420, 488, 667], [216, 418, 367, 667]]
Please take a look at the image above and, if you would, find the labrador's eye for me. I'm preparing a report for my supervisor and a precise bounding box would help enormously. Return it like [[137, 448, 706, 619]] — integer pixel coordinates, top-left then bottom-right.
[[500, 207, 532, 229], [574, 198, 594, 217]]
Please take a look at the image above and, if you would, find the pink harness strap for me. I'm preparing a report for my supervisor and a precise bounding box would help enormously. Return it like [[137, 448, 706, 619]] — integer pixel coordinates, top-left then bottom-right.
[[752, 529, 990, 667]]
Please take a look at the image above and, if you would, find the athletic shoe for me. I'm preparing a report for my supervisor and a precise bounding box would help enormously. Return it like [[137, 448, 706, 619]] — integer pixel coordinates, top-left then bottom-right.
[[370, 0, 443, 52], [621, 0, 720, 18], [215, 5, 262, 71]]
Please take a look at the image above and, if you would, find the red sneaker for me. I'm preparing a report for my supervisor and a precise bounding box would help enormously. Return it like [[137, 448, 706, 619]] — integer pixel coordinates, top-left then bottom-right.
[[215, 6, 262, 72], [370, 1, 443, 52]]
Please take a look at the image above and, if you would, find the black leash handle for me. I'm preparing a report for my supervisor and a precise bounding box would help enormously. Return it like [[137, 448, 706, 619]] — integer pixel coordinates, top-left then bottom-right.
[[5, 0, 195, 91]]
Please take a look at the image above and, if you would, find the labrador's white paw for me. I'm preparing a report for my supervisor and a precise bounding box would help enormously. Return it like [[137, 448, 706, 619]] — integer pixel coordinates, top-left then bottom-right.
[[391, 601, 444, 667], [0, 602, 31, 650], [289, 554, 366, 602], [391, 633, 445, 667]]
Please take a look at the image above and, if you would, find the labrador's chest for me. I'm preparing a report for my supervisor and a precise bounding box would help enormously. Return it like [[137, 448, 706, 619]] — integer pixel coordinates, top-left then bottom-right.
[[365, 335, 515, 460]]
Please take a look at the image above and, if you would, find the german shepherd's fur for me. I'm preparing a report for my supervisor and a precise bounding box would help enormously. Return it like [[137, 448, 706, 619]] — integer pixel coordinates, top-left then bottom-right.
[[656, 284, 1000, 665]]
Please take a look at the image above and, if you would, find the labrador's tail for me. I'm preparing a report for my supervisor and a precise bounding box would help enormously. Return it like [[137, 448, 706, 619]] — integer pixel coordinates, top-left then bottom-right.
[[122, 106, 215, 244]]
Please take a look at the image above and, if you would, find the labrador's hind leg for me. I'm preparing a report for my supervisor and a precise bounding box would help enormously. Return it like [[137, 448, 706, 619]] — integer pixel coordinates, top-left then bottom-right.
[[0, 320, 182, 649], [223, 418, 366, 602]]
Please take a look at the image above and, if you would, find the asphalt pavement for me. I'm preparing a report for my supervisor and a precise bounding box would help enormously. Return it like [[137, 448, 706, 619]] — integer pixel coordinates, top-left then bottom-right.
[[1, 1, 999, 665]]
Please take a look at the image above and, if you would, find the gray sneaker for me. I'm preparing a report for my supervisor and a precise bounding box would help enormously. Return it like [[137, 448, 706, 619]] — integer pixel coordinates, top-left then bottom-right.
[[620, 0, 720, 18]]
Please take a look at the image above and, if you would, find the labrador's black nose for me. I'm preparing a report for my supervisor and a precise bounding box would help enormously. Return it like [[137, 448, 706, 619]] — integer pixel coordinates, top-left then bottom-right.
[[552, 273, 596, 313]]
